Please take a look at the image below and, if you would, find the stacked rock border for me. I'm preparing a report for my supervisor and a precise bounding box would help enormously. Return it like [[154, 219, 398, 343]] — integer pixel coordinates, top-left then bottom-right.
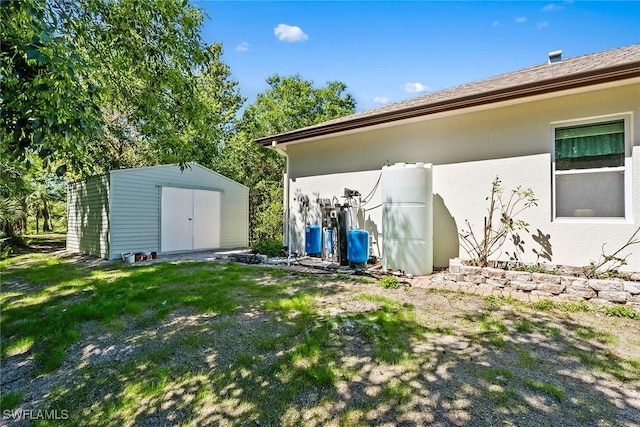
[[439, 259, 640, 310]]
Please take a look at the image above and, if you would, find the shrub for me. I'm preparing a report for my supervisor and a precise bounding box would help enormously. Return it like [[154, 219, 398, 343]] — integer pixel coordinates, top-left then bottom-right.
[[0, 234, 28, 259], [458, 176, 542, 267], [251, 239, 283, 257]]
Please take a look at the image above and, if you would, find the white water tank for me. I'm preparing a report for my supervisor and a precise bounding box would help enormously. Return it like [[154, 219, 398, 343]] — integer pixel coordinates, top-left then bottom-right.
[[382, 162, 433, 275]]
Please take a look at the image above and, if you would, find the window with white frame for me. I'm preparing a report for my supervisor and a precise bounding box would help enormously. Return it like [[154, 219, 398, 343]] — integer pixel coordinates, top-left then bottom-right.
[[553, 116, 630, 219]]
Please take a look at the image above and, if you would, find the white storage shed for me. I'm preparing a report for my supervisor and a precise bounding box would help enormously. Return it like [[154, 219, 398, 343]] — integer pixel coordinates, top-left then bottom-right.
[[67, 163, 249, 260]]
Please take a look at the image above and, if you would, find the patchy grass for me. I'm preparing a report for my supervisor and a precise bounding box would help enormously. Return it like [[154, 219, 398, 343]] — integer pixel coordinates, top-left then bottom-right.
[[0, 391, 24, 410], [0, 256, 286, 373], [336, 273, 375, 284], [517, 347, 539, 369], [523, 379, 566, 402], [484, 294, 518, 309], [1, 252, 639, 426], [533, 299, 555, 310], [515, 319, 534, 333], [558, 300, 594, 313]]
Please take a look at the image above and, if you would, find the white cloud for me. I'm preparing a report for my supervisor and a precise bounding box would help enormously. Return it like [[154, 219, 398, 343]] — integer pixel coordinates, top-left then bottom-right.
[[374, 96, 390, 104], [514, 16, 528, 23], [403, 82, 430, 93], [537, 21, 549, 29], [542, 3, 561, 12], [492, 20, 500, 27], [274, 24, 309, 42], [235, 42, 250, 52]]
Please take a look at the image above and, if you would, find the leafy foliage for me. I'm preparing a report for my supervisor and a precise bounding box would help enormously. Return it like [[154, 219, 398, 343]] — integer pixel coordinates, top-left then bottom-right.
[[1, 0, 244, 240], [216, 74, 356, 242], [602, 305, 638, 319], [251, 239, 284, 257], [379, 276, 400, 289], [1, 0, 102, 172], [2, 2, 354, 245], [1, 0, 241, 174]]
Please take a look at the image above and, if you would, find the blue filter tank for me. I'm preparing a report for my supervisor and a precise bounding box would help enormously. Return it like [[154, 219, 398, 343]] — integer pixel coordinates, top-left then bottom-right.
[[305, 224, 322, 255], [347, 230, 369, 264]]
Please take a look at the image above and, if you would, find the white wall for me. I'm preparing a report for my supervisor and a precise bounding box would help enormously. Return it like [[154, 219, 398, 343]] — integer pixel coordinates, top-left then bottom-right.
[[289, 170, 384, 258], [284, 82, 640, 270]]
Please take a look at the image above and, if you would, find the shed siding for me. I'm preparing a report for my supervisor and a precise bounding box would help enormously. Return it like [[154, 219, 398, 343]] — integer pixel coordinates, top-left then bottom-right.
[[108, 164, 248, 259], [66, 175, 110, 258]]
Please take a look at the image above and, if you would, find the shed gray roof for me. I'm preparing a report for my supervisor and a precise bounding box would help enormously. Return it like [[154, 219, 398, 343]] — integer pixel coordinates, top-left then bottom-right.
[[256, 44, 640, 146]]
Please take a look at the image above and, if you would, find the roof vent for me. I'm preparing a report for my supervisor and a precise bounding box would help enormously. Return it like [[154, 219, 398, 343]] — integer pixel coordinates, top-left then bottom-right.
[[548, 50, 562, 64]]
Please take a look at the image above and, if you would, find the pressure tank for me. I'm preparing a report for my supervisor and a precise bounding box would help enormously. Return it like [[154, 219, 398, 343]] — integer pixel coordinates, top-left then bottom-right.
[[347, 229, 369, 264], [382, 163, 433, 275], [337, 209, 348, 266], [305, 224, 322, 255]]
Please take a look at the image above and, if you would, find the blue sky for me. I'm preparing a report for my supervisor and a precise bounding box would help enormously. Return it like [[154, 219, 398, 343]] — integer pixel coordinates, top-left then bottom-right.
[[195, 1, 640, 112]]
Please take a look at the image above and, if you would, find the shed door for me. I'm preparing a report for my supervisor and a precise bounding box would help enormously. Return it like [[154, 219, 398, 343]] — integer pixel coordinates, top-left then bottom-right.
[[193, 189, 220, 250], [161, 188, 221, 253]]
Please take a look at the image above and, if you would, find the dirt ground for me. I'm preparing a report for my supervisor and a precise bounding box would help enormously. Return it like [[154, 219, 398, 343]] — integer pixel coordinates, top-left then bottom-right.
[[2, 253, 640, 426]]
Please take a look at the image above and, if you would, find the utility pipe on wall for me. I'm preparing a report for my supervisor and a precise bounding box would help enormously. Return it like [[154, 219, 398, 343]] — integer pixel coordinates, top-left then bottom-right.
[[271, 141, 292, 266]]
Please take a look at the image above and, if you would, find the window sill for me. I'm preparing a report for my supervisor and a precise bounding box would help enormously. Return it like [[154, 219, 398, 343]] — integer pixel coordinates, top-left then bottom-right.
[[553, 217, 633, 224]]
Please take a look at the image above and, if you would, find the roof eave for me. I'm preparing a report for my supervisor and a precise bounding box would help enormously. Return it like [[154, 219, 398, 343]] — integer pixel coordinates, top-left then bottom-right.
[[256, 61, 640, 147]]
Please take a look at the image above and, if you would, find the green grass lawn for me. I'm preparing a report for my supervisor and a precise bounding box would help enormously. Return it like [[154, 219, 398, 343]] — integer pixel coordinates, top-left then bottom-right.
[[1, 252, 639, 426]]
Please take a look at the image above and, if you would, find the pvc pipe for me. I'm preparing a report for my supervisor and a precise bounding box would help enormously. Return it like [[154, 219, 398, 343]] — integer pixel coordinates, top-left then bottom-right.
[[271, 141, 293, 266]]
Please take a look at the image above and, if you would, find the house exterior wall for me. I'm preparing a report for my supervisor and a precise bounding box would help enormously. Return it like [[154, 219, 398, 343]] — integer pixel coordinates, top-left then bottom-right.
[[284, 82, 640, 270], [66, 175, 110, 258], [108, 164, 249, 260]]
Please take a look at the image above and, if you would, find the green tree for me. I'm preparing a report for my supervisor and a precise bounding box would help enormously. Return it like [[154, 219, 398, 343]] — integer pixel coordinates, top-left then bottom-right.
[[0, 147, 30, 237], [217, 74, 356, 242], [175, 43, 244, 168], [1, 0, 102, 173], [1, 0, 240, 175]]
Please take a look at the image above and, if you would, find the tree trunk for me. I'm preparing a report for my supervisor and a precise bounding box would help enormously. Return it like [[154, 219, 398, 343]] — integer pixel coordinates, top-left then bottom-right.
[[42, 201, 52, 232]]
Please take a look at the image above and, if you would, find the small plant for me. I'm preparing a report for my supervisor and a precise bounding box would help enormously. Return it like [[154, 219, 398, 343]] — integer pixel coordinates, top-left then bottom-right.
[[533, 299, 555, 311], [602, 305, 638, 319], [559, 301, 593, 313], [484, 295, 506, 310], [459, 177, 540, 267], [584, 226, 640, 279], [511, 263, 560, 275], [251, 238, 284, 257], [379, 276, 400, 289]]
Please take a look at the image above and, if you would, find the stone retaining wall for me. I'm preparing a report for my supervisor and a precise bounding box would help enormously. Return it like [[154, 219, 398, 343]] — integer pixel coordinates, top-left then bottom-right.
[[438, 259, 640, 309]]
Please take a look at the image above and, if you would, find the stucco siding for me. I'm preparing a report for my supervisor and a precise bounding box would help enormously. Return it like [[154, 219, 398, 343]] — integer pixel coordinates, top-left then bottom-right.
[[284, 82, 640, 270], [66, 175, 110, 258]]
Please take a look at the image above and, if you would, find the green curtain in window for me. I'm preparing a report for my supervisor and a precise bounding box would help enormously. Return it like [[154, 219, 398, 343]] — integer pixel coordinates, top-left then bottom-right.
[[555, 120, 624, 159]]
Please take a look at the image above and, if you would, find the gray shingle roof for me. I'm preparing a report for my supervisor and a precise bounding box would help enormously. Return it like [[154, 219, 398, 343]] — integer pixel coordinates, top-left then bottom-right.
[[257, 44, 640, 146]]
